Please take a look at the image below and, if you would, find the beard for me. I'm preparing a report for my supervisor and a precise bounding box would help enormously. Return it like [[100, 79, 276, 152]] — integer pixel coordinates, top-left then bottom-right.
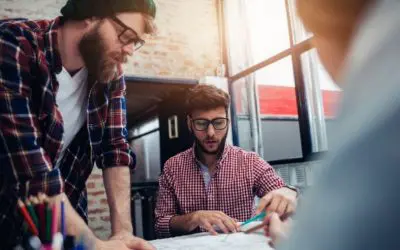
[[79, 27, 126, 83], [194, 131, 228, 156]]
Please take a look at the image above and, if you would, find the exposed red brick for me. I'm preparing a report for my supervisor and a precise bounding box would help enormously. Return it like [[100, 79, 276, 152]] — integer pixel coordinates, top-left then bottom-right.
[[100, 216, 110, 222], [88, 191, 104, 197], [89, 174, 103, 180], [100, 198, 108, 205], [88, 208, 107, 214], [86, 182, 96, 189], [88, 199, 97, 206]]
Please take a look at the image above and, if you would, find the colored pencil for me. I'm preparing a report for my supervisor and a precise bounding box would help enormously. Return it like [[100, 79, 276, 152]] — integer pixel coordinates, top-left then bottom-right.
[[240, 211, 266, 227], [38, 193, 46, 241], [61, 196, 66, 238], [26, 198, 39, 229], [244, 212, 294, 234], [44, 195, 52, 243], [52, 200, 59, 236], [17, 199, 39, 236]]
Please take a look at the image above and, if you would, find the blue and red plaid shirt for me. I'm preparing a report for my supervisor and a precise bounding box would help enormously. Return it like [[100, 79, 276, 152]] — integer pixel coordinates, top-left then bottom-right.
[[0, 17, 135, 246]]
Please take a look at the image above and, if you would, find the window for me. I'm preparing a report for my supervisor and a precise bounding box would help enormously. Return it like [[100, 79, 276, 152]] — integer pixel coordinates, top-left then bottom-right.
[[301, 49, 342, 151], [287, 0, 312, 44], [225, 0, 339, 162], [231, 55, 303, 162], [255, 56, 297, 118], [246, 0, 291, 64], [224, 0, 291, 75]]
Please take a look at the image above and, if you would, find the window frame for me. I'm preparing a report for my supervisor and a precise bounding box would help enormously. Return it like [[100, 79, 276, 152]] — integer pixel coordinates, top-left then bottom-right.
[[223, 0, 328, 164]]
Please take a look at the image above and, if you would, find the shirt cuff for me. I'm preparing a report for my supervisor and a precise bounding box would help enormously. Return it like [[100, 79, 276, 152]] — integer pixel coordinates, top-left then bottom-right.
[[156, 215, 174, 238], [96, 149, 136, 170], [21, 168, 64, 197]]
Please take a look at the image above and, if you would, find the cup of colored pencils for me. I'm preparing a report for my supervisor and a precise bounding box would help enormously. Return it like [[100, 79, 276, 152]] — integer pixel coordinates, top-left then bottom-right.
[[17, 193, 66, 249]]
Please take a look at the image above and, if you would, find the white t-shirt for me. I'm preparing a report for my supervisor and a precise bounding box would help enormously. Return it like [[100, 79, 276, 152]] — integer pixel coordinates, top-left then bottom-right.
[[55, 67, 88, 168], [199, 161, 212, 189]]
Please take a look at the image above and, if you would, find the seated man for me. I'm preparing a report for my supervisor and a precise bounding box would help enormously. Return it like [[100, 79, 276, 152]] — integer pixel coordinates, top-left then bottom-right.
[[155, 84, 297, 238]]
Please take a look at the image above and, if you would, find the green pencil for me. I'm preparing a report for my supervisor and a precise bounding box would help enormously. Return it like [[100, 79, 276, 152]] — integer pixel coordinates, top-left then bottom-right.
[[25, 198, 39, 230], [44, 196, 52, 243]]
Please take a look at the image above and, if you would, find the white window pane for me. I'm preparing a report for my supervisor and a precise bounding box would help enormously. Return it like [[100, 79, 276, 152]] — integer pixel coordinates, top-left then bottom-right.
[[232, 56, 302, 161], [301, 49, 342, 151], [246, 0, 291, 64], [225, 0, 291, 75]]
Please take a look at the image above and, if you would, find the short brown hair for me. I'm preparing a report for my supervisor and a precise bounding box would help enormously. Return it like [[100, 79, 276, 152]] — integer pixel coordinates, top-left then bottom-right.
[[297, 0, 372, 48], [186, 85, 230, 116], [143, 14, 157, 35]]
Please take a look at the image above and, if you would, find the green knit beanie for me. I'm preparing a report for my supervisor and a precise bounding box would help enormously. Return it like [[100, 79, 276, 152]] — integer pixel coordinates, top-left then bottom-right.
[[61, 0, 156, 20]]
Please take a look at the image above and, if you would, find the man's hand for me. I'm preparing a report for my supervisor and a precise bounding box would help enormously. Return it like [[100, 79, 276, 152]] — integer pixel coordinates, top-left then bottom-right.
[[110, 231, 155, 250], [96, 238, 148, 250], [263, 212, 292, 248], [255, 187, 297, 216], [192, 210, 240, 235]]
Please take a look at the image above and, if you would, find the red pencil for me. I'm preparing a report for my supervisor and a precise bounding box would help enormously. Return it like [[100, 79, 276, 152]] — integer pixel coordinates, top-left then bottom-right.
[[18, 199, 39, 236]]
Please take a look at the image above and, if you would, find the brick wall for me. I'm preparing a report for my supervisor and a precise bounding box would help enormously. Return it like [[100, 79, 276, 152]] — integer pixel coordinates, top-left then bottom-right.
[[0, 0, 222, 240], [124, 0, 222, 78]]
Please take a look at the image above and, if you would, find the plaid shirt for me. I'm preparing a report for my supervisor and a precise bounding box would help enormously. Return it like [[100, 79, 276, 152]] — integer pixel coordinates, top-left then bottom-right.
[[154, 145, 285, 238], [0, 17, 135, 246]]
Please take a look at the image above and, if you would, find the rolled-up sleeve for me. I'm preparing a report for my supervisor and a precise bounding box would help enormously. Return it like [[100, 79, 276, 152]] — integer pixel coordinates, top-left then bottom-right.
[[155, 161, 178, 238], [0, 32, 63, 197], [96, 76, 136, 170]]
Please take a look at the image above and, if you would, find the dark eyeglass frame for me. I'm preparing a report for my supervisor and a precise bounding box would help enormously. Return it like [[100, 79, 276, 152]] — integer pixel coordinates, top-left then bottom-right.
[[111, 16, 145, 50], [191, 118, 229, 131]]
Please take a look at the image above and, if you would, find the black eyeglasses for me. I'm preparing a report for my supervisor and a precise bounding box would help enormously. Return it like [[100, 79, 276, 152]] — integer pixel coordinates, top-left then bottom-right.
[[191, 118, 229, 131], [111, 16, 145, 50]]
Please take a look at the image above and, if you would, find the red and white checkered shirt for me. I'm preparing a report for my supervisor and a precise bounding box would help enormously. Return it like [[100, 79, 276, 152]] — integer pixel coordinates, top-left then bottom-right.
[[155, 144, 285, 238]]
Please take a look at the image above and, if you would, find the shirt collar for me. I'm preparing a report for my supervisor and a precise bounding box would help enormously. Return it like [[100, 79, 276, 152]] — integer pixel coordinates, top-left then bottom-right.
[[44, 17, 63, 74], [191, 143, 231, 167]]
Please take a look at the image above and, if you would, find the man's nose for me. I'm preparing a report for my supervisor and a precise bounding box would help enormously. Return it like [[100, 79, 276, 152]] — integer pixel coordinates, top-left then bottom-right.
[[122, 44, 134, 56], [206, 124, 215, 137]]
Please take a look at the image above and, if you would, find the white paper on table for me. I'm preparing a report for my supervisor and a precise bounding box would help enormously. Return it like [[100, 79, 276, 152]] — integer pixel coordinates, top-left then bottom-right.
[[150, 222, 273, 250]]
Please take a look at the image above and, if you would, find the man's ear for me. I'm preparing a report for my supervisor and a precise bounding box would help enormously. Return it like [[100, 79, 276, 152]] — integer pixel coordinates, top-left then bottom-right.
[[83, 16, 100, 29], [187, 115, 192, 133]]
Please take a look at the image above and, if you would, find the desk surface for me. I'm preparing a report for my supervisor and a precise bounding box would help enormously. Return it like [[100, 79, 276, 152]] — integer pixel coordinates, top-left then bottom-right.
[[150, 228, 273, 250]]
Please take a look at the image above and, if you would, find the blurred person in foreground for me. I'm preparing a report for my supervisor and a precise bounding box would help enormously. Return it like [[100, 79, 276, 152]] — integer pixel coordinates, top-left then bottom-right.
[[264, 0, 400, 249]]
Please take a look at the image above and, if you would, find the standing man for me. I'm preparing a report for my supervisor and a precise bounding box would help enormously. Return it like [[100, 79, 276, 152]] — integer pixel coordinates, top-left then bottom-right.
[[155, 85, 298, 238], [0, 0, 156, 249]]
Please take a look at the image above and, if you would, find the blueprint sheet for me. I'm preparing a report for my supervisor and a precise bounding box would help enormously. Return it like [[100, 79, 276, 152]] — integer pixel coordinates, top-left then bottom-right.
[[150, 223, 273, 250]]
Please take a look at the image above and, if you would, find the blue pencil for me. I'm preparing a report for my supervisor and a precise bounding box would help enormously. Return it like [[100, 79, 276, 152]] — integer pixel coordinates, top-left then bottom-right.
[[74, 233, 86, 250], [61, 196, 65, 239]]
